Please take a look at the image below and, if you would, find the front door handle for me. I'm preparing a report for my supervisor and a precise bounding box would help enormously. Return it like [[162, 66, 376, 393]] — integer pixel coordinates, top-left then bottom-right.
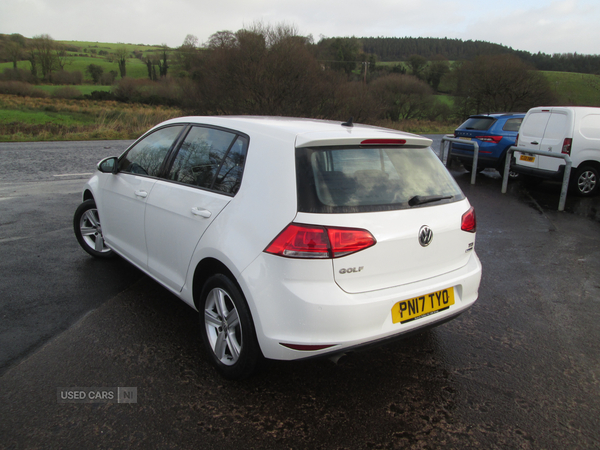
[[134, 190, 148, 198], [191, 207, 212, 218]]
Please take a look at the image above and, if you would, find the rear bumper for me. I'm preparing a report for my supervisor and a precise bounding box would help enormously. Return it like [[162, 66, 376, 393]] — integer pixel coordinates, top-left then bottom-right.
[[510, 157, 566, 180], [240, 252, 482, 361], [450, 144, 502, 169]]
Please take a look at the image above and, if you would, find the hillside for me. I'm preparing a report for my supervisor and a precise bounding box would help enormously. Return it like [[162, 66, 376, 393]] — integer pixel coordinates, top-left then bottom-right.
[[344, 37, 600, 74]]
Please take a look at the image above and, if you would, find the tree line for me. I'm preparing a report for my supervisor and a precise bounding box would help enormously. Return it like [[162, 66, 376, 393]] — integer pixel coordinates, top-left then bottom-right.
[[0, 26, 577, 124], [357, 37, 600, 74], [165, 25, 556, 121]]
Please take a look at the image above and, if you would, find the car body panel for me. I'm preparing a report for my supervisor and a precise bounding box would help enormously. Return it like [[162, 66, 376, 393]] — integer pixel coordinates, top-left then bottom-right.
[[98, 174, 157, 268], [241, 248, 481, 360], [145, 180, 231, 292]]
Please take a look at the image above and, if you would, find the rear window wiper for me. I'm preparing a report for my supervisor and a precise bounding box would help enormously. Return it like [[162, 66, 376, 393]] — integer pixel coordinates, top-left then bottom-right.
[[408, 195, 453, 207]]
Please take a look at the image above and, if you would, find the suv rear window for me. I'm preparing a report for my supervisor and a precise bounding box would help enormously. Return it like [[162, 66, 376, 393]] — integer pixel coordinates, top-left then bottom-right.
[[296, 146, 464, 213], [459, 117, 495, 131]]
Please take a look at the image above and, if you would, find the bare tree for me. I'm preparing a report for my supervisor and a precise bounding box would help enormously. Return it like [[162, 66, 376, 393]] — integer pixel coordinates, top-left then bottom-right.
[[29, 34, 57, 79], [370, 74, 434, 120], [408, 55, 428, 80], [114, 47, 128, 78], [6, 34, 26, 69], [157, 45, 169, 77], [205, 31, 236, 49], [174, 34, 199, 72], [425, 55, 450, 91], [192, 23, 328, 116]]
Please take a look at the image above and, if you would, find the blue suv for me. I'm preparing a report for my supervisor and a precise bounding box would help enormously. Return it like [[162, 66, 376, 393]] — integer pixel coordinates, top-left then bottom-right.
[[451, 113, 525, 176]]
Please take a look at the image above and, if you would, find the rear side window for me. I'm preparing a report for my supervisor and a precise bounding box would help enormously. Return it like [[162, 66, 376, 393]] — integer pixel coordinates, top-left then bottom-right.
[[458, 117, 495, 131], [296, 146, 464, 213], [167, 126, 248, 195], [502, 118, 523, 132]]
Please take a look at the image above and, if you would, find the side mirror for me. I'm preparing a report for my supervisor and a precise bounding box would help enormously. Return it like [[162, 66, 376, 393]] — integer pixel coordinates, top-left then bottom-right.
[[97, 156, 119, 174]]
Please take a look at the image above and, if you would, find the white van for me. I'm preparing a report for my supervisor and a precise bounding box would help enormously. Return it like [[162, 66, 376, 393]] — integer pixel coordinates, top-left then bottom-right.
[[511, 106, 600, 196]]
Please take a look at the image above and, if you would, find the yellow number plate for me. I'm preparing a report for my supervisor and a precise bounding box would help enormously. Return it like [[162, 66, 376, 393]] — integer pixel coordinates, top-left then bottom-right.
[[392, 288, 455, 324], [520, 155, 535, 163], [458, 137, 471, 141]]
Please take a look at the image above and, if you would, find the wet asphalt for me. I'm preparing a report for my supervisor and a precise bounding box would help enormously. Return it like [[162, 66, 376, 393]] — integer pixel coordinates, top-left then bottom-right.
[[0, 139, 599, 449]]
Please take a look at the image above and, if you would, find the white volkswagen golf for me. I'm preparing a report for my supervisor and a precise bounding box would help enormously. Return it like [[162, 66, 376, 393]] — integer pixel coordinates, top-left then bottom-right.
[[74, 116, 481, 379]]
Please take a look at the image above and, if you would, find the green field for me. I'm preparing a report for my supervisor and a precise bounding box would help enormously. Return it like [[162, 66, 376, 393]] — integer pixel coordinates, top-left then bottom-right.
[[0, 94, 182, 141], [0, 107, 96, 126], [0, 56, 152, 81], [1, 40, 167, 82], [542, 71, 600, 106]]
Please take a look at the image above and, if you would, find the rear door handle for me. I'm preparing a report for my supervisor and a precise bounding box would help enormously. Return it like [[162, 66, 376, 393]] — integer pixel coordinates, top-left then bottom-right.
[[191, 207, 212, 218], [134, 190, 148, 198], [531, 141, 539, 145]]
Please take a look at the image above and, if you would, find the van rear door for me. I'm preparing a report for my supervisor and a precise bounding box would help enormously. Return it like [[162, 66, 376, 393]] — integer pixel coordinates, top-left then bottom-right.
[[515, 109, 550, 170], [516, 108, 573, 172], [538, 109, 572, 172]]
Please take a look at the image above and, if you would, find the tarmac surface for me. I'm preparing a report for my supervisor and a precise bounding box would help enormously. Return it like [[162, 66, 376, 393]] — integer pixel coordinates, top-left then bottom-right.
[[1, 139, 599, 449]]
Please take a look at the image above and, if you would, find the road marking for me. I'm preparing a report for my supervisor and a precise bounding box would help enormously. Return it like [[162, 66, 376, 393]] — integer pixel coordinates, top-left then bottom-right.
[[0, 236, 27, 244], [53, 173, 93, 177]]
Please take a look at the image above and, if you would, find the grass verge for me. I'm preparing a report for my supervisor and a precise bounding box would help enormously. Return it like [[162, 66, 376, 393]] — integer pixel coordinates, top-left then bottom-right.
[[0, 94, 182, 141]]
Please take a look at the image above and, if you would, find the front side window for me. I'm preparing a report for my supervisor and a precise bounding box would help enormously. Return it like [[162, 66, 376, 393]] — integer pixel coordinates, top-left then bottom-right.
[[296, 146, 464, 213], [168, 126, 248, 195], [119, 126, 184, 176]]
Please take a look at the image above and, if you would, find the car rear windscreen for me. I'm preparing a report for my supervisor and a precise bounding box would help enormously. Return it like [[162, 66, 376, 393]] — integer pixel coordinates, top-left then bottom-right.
[[296, 146, 464, 213], [458, 117, 495, 131]]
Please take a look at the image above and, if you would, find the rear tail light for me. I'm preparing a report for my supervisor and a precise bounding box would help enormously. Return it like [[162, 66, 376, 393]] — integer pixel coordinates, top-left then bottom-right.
[[461, 207, 476, 233], [476, 135, 503, 143], [265, 223, 376, 259], [515, 133, 519, 146], [561, 138, 572, 155]]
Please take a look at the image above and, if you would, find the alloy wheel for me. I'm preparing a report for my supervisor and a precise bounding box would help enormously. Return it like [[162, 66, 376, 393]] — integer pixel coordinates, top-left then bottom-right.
[[204, 287, 243, 366], [79, 208, 111, 254]]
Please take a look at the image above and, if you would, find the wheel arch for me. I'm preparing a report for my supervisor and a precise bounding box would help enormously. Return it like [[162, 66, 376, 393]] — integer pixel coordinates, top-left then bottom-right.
[[83, 189, 94, 202], [192, 258, 241, 310], [575, 160, 600, 172]]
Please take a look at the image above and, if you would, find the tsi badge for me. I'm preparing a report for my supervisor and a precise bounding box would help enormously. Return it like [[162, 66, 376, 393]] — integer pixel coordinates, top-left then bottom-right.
[[419, 225, 433, 247]]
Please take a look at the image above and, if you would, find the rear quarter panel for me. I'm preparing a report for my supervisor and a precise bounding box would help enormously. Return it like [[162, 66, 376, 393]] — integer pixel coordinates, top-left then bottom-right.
[[180, 129, 299, 308]]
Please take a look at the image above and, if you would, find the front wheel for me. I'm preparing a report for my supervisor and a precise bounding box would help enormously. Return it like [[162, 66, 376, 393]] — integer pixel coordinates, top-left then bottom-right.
[[571, 165, 599, 197], [73, 199, 115, 258], [200, 274, 262, 380]]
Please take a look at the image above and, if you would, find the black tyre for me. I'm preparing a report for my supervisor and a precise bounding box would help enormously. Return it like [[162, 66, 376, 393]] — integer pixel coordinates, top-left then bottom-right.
[[571, 165, 599, 197], [498, 156, 520, 179], [73, 199, 115, 258], [463, 164, 485, 174], [200, 274, 262, 380]]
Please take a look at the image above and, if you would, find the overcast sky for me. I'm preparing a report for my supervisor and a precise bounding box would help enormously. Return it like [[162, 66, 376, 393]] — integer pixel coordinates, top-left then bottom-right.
[[1, 0, 598, 55]]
